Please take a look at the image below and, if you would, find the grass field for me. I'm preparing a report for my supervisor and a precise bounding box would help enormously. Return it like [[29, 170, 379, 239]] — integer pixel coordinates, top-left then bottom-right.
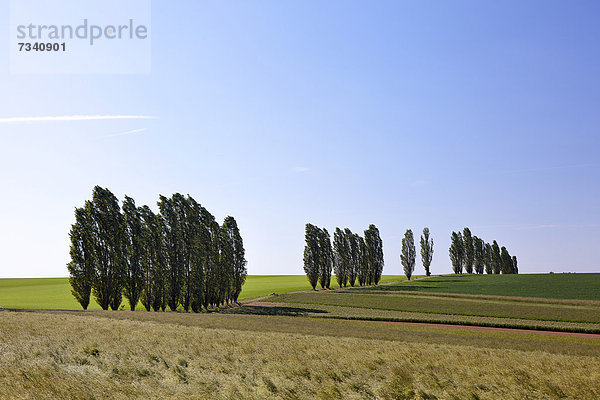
[[0, 275, 407, 310], [361, 273, 600, 300]]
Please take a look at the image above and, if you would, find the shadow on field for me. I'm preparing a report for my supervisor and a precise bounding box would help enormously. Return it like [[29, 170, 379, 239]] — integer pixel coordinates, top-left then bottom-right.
[[223, 305, 328, 317], [352, 285, 443, 292]]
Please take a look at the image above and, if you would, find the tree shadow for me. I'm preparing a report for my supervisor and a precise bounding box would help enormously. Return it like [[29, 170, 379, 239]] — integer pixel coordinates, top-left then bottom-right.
[[222, 305, 328, 317], [350, 285, 442, 292]]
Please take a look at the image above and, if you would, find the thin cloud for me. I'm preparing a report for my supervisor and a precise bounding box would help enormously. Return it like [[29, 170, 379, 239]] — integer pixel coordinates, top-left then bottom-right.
[[103, 128, 148, 138], [293, 166, 310, 173], [0, 115, 158, 123]]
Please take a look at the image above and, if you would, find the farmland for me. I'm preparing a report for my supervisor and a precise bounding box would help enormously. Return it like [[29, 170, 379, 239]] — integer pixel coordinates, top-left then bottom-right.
[[265, 291, 600, 325], [1, 273, 600, 398], [261, 274, 600, 334], [1, 310, 600, 399], [362, 273, 600, 300], [0, 275, 407, 310]]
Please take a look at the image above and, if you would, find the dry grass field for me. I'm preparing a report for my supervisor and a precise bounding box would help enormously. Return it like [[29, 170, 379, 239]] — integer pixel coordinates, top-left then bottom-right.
[[2, 275, 600, 399], [1, 310, 600, 399]]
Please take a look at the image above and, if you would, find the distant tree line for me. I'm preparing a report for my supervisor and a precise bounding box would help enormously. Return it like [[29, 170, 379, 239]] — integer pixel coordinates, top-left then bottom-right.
[[68, 186, 247, 311], [449, 227, 518, 275], [303, 224, 384, 289]]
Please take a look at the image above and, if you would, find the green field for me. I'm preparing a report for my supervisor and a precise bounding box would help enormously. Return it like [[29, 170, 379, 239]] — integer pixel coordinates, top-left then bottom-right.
[[258, 273, 600, 334], [360, 273, 600, 300], [0, 275, 407, 310], [249, 300, 600, 333], [267, 291, 600, 323]]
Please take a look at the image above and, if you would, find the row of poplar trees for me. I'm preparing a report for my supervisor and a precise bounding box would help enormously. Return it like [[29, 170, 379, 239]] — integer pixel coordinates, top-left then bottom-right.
[[449, 227, 518, 275], [303, 224, 384, 289], [68, 186, 247, 311], [400, 227, 434, 280]]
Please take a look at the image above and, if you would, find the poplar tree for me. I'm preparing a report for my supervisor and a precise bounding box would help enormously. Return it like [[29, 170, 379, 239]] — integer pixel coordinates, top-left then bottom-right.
[[500, 246, 512, 274], [449, 231, 464, 274], [344, 228, 356, 286], [484, 242, 493, 274], [473, 236, 485, 274], [333, 228, 349, 288], [463, 228, 474, 273], [222, 216, 247, 303], [420, 227, 433, 277], [122, 196, 144, 311], [88, 186, 125, 310], [158, 195, 183, 311], [153, 214, 168, 311], [67, 204, 95, 310], [187, 197, 206, 312], [358, 236, 368, 286], [171, 194, 194, 311], [512, 255, 519, 274], [139, 205, 164, 312], [492, 241, 501, 274], [401, 229, 416, 280], [318, 228, 333, 289], [202, 210, 221, 308], [364, 224, 384, 285], [138, 206, 153, 311], [219, 221, 234, 305], [212, 217, 223, 307], [346, 229, 358, 287], [303, 224, 320, 290]]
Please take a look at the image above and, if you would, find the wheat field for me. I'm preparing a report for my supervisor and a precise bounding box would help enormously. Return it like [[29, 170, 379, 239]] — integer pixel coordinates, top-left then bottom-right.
[[1, 310, 599, 399]]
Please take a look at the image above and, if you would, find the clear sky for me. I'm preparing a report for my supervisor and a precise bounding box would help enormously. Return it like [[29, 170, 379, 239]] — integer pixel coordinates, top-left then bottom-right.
[[1, 1, 599, 278]]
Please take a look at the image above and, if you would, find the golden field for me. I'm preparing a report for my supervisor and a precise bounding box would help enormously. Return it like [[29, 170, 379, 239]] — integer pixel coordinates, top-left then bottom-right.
[[1, 310, 599, 399]]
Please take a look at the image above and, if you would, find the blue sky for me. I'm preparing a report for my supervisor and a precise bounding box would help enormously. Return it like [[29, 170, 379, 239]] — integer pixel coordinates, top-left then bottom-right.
[[1, 1, 599, 277]]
